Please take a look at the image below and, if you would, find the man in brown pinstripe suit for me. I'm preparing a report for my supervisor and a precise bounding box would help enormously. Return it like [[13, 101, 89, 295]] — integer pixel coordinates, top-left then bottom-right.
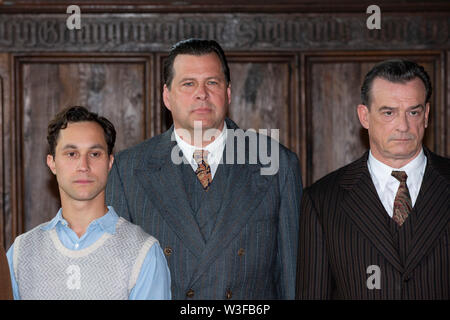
[[296, 59, 449, 299], [0, 245, 12, 299]]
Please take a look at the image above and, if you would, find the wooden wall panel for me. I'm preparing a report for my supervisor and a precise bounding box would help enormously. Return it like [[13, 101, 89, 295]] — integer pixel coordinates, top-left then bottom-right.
[[0, 54, 6, 248], [15, 55, 151, 233], [227, 54, 297, 152], [0, 53, 13, 249], [0, 5, 448, 245], [306, 52, 442, 185]]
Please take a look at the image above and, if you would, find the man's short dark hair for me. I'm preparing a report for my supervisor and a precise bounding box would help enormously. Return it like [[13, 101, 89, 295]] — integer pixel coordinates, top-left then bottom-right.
[[361, 59, 432, 107], [163, 38, 231, 89], [47, 106, 116, 157]]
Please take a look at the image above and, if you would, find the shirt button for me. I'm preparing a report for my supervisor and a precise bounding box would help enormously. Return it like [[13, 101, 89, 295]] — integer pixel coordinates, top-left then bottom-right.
[[74, 243, 79, 249], [237, 248, 245, 256], [164, 247, 173, 256], [186, 289, 195, 298], [226, 289, 232, 299]]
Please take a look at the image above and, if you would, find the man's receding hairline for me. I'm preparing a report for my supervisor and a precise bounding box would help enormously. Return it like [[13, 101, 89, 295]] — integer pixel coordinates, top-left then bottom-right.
[[366, 75, 427, 108]]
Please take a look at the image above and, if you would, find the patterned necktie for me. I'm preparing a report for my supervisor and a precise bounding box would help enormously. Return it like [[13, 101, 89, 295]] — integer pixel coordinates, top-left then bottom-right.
[[193, 150, 212, 191], [391, 170, 412, 226]]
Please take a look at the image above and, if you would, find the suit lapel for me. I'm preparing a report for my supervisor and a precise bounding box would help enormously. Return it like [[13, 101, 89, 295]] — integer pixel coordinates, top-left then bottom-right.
[[188, 124, 276, 286], [404, 151, 450, 277], [189, 164, 274, 287], [341, 153, 404, 273], [134, 129, 206, 258]]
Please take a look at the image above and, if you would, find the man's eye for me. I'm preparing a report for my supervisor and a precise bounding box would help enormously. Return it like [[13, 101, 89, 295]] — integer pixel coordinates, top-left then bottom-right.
[[207, 81, 218, 85], [183, 82, 194, 87], [67, 152, 77, 157], [384, 111, 393, 116], [410, 110, 420, 116], [90, 152, 100, 157]]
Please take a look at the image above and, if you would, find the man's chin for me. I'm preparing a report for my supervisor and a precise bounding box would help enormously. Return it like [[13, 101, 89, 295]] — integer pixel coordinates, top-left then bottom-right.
[[190, 119, 223, 131], [387, 147, 421, 160]]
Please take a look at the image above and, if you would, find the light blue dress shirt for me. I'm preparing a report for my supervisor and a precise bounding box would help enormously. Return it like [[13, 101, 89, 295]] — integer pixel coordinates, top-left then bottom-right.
[[6, 206, 171, 300]]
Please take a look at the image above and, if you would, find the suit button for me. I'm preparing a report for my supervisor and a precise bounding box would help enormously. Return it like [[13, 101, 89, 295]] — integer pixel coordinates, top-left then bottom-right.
[[186, 289, 195, 298], [237, 248, 245, 256], [226, 289, 232, 299], [164, 247, 173, 256]]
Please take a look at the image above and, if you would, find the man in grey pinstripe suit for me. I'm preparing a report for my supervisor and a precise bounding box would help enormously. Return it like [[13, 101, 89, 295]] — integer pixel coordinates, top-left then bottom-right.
[[106, 39, 303, 299], [297, 59, 449, 299]]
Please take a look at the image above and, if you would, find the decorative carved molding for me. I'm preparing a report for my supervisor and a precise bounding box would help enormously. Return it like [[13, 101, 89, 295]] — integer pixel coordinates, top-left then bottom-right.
[[0, 1, 449, 14], [0, 14, 449, 51]]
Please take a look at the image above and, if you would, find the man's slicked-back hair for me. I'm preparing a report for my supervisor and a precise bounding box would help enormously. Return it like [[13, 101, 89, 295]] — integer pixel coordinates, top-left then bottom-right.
[[360, 59, 432, 107], [163, 38, 231, 89], [47, 106, 116, 157]]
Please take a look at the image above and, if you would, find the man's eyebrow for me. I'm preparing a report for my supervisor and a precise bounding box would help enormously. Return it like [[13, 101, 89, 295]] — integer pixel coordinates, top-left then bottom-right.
[[179, 75, 223, 82], [88, 144, 107, 150], [61, 144, 78, 150], [378, 106, 395, 110], [179, 77, 195, 82], [378, 104, 424, 111], [61, 144, 106, 150], [408, 104, 424, 110]]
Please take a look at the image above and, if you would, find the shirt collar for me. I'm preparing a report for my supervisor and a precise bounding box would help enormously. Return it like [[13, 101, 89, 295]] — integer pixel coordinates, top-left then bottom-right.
[[174, 121, 227, 165], [40, 206, 119, 235], [368, 148, 427, 188]]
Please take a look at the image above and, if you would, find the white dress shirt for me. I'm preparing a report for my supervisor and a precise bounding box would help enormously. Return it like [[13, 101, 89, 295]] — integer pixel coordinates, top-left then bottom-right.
[[174, 121, 227, 179], [367, 148, 427, 218]]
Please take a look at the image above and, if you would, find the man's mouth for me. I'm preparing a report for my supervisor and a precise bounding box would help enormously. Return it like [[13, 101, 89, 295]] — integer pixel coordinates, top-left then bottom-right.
[[192, 107, 212, 113], [74, 180, 94, 184]]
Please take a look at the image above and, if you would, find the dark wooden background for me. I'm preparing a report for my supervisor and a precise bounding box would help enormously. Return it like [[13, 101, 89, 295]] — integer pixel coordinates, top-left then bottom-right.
[[0, 0, 449, 249]]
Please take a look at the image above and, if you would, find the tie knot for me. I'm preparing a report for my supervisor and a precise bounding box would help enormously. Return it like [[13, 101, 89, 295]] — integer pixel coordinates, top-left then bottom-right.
[[193, 150, 209, 165], [391, 170, 408, 182]]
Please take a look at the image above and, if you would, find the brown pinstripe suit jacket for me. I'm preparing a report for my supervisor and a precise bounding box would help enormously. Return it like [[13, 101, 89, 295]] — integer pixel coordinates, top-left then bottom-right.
[[0, 245, 12, 300], [296, 148, 449, 299]]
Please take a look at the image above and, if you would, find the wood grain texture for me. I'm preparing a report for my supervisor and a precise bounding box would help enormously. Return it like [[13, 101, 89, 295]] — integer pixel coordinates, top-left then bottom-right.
[[228, 61, 290, 146], [0, 53, 12, 249], [19, 57, 148, 232], [0, 56, 4, 248], [309, 61, 370, 184]]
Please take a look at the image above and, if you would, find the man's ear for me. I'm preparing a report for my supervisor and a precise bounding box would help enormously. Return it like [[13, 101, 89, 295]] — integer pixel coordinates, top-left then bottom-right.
[[47, 154, 56, 175], [163, 84, 172, 112], [108, 154, 114, 172], [424, 102, 430, 128], [357, 104, 370, 130], [227, 84, 231, 105]]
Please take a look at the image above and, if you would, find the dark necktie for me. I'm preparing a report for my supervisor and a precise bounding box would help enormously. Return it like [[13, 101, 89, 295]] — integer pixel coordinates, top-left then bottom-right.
[[391, 170, 412, 226], [193, 150, 212, 191]]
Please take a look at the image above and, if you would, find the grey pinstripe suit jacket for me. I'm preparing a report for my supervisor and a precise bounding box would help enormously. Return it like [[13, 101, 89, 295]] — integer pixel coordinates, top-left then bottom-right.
[[106, 118, 302, 299], [296, 148, 449, 299]]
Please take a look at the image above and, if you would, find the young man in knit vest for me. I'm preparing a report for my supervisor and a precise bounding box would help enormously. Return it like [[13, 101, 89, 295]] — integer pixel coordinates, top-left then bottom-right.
[[6, 106, 171, 299]]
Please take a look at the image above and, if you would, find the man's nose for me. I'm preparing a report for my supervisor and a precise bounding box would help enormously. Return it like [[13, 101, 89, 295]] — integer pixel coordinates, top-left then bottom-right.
[[396, 112, 410, 132], [195, 83, 208, 100], [77, 154, 90, 172]]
